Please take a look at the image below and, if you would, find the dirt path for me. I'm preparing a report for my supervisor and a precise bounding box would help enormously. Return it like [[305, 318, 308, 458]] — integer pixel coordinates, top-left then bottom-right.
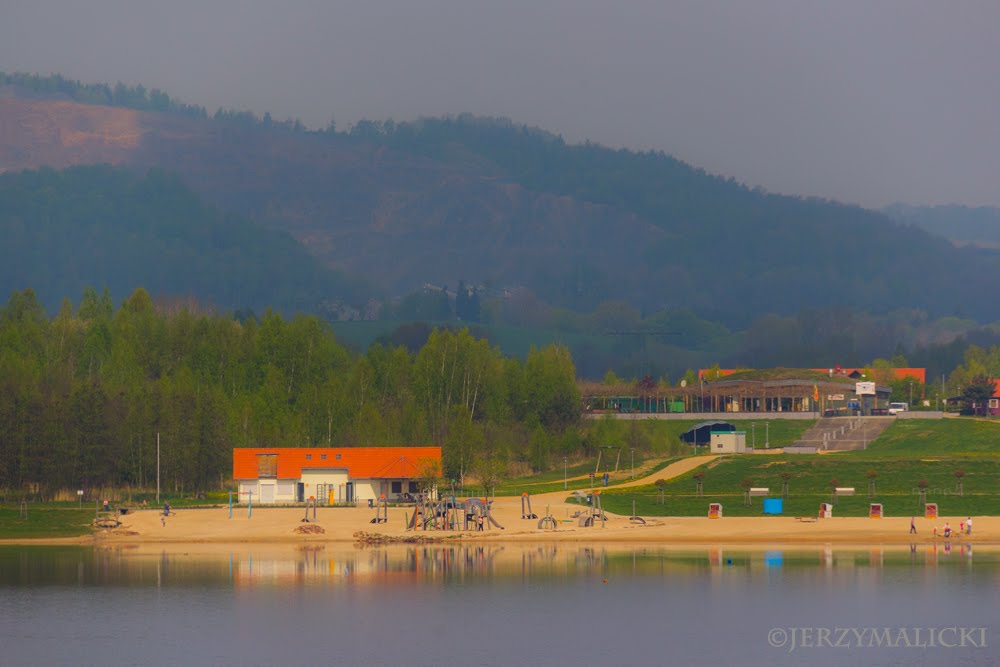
[[527, 455, 717, 503]]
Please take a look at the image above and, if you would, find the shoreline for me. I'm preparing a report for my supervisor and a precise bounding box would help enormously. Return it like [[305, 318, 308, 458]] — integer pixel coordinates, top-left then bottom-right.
[[2, 501, 994, 548]]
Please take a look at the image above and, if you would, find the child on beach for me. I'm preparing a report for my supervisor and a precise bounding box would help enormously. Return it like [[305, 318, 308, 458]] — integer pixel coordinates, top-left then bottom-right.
[[966, 517, 972, 534], [943, 522, 951, 538], [909, 517, 916, 534]]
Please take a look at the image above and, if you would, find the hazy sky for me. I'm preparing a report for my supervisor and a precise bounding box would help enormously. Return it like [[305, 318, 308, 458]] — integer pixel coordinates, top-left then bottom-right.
[[3, 1, 999, 208]]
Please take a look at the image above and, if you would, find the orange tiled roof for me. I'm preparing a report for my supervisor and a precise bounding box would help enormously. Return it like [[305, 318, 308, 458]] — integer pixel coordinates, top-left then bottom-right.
[[232, 447, 442, 480]]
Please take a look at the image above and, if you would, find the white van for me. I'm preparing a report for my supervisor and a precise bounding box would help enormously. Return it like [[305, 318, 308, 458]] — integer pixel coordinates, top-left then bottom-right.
[[888, 402, 908, 415]]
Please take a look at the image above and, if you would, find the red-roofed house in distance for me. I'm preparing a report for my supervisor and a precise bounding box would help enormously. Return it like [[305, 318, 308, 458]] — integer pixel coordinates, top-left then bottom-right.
[[232, 447, 442, 505]]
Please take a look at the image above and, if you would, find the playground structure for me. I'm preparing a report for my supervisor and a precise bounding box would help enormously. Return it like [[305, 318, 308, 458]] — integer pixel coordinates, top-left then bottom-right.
[[537, 504, 558, 530], [229, 490, 253, 519], [521, 492, 537, 519], [628, 498, 646, 524], [462, 497, 504, 531], [302, 496, 317, 523], [404, 494, 473, 531], [370, 494, 388, 524], [571, 490, 606, 527]]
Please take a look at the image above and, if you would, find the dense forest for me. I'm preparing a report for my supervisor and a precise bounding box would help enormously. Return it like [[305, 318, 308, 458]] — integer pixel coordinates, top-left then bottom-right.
[[0, 288, 591, 498]]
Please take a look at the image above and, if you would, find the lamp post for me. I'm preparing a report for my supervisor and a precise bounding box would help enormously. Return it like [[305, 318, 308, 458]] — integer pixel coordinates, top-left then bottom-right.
[[765, 422, 769, 449], [752, 423, 756, 448], [630, 448, 635, 479], [563, 457, 568, 490]]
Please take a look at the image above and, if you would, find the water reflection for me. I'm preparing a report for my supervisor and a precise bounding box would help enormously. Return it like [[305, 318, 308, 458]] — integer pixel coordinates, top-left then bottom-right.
[[0, 542, 995, 588]]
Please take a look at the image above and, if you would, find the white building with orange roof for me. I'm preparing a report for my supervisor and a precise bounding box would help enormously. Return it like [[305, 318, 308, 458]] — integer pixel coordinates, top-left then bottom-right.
[[232, 447, 442, 505]]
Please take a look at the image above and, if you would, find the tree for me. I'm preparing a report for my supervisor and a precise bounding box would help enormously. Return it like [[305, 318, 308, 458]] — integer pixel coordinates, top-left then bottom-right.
[[779, 471, 792, 498], [740, 477, 754, 506], [692, 470, 705, 497], [916, 479, 929, 505], [953, 469, 966, 497], [962, 377, 994, 416], [828, 478, 841, 504], [865, 469, 878, 498]]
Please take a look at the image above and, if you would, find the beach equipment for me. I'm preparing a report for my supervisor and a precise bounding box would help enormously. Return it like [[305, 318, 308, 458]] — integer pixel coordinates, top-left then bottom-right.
[[521, 492, 537, 519], [708, 502, 722, 518], [925, 503, 938, 519], [869, 503, 883, 519], [370, 494, 388, 524], [818, 503, 832, 518]]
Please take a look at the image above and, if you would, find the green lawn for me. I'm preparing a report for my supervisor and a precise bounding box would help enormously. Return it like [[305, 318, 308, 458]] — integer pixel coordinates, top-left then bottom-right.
[[0, 508, 95, 539], [855, 418, 1000, 457]]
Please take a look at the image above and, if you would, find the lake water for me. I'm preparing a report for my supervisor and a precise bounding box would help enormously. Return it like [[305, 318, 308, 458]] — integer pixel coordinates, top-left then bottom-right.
[[1, 543, 997, 666]]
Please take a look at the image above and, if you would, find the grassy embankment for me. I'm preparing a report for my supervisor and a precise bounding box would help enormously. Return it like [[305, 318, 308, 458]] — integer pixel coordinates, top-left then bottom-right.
[[492, 419, 812, 496], [595, 419, 1000, 517]]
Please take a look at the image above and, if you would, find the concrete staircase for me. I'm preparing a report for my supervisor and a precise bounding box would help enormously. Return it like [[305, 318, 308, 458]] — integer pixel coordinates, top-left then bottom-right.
[[793, 416, 895, 451]]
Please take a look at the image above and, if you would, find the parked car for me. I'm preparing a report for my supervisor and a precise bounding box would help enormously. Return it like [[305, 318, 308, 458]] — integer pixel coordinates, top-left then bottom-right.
[[888, 402, 908, 415]]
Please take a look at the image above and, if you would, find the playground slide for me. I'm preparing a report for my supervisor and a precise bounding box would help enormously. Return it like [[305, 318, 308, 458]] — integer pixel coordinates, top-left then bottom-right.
[[487, 514, 504, 530]]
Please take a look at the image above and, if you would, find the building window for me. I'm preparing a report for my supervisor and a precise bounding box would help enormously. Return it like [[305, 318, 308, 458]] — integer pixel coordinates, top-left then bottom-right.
[[990, 399, 999, 409], [336, 454, 342, 460], [257, 454, 277, 478], [408, 481, 419, 493], [305, 454, 312, 460], [391, 481, 402, 494], [321, 454, 327, 460]]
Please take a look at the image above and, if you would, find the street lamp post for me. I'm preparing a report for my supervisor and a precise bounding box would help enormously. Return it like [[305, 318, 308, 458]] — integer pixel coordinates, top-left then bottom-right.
[[752, 423, 756, 448], [765, 422, 769, 449], [564, 457, 568, 490], [630, 448, 635, 479]]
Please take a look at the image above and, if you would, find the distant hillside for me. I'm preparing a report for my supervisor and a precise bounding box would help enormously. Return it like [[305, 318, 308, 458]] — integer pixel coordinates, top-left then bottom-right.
[[4, 73, 1000, 326], [0, 166, 367, 314], [884, 203, 1000, 247]]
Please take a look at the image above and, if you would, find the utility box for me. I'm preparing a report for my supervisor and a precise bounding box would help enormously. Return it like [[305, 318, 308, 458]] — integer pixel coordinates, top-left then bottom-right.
[[763, 498, 783, 515], [710, 431, 747, 454]]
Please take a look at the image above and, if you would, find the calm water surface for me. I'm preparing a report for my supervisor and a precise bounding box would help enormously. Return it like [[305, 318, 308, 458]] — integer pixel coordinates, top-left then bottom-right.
[[1, 543, 997, 666]]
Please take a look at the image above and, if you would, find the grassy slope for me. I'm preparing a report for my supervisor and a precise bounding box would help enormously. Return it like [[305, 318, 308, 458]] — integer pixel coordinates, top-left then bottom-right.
[[599, 418, 1000, 517]]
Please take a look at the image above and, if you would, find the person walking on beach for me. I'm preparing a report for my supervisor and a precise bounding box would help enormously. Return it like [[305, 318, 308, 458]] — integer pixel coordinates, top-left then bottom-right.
[[909, 517, 917, 534], [966, 517, 972, 535]]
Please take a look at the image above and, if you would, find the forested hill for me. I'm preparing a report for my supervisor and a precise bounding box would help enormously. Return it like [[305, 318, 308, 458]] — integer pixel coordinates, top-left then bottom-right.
[[0, 166, 368, 315], [4, 74, 1000, 325]]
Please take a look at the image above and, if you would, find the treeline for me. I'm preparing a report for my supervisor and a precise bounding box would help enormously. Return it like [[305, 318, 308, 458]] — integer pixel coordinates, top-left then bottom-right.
[[0, 71, 208, 119], [0, 288, 591, 498]]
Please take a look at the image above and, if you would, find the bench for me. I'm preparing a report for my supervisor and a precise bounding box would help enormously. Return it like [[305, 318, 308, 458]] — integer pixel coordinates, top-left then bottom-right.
[[748, 487, 770, 497], [834, 487, 855, 496]]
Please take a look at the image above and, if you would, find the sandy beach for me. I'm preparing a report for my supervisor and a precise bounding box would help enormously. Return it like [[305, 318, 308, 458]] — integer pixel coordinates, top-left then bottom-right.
[[57, 496, 991, 547]]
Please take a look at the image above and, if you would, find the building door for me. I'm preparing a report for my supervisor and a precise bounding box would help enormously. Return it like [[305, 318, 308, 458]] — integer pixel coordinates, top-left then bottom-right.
[[297, 483, 305, 503], [346, 482, 354, 503]]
